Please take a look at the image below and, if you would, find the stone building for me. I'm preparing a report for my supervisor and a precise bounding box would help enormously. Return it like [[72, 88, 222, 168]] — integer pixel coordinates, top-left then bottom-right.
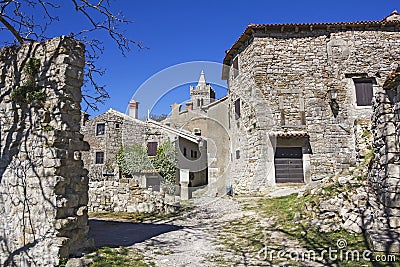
[[81, 102, 208, 196], [220, 11, 400, 194], [163, 72, 231, 195]]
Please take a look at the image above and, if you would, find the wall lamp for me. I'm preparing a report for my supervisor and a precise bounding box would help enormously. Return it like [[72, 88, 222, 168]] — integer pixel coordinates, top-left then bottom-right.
[[328, 88, 339, 117]]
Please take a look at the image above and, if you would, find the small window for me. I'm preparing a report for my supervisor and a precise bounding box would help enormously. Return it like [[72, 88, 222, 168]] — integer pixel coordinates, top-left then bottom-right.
[[232, 57, 239, 78], [115, 123, 120, 129], [95, 152, 104, 164], [197, 99, 201, 107], [147, 142, 158, 156], [193, 151, 198, 159], [183, 147, 187, 157], [96, 123, 105, 136], [190, 150, 194, 158], [354, 79, 373, 106], [234, 98, 241, 120], [236, 150, 240, 159]]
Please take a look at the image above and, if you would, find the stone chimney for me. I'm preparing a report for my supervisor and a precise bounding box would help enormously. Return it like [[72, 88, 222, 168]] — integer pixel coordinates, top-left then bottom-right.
[[129, 100, 139, 119], [81, 112, 89, 126], [186, 101, 193, 111], [171, 103, 181, 118]]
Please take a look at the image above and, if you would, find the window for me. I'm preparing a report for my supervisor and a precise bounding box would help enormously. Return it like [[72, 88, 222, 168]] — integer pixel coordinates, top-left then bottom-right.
[[183, 147, 187, 157], [95, 152, 104, 164], [232, 57, 239, 78], [354, 79, 373, 106], [234, 98, 241, 120], [236, 150, 240, 159], [197, 99, 200, 107], [115, 123, 120, 129], [190, 150, 198, 159], [147, 142, 158, 156], [96, 123, 105, 136]]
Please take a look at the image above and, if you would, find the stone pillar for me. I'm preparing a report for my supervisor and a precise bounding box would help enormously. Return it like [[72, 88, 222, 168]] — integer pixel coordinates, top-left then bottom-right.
[[180, 169, 191, 200], [0, 37, 89, 266]]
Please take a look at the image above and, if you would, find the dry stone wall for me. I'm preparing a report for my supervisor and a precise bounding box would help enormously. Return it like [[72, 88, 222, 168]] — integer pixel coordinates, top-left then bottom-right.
[[0, 37, 89, 266], [368, 89, 400, 252], [89, 175, 178, 214]]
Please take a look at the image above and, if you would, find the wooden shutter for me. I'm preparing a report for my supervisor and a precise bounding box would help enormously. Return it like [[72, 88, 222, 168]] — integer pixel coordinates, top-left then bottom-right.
[[234, 98, 241, 119], [354, 79, 373, 106], [147, 142, 158, 156]]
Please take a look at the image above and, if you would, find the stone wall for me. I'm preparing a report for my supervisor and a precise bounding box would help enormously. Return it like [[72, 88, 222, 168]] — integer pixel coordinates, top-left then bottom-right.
[[368, 88, 400, 252], [88, 176, 178, 214], [0, 37, 89, 266], [226, 26, 400, 194]]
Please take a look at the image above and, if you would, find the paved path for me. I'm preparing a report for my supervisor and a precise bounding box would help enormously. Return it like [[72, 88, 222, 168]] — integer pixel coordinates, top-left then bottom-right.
[[131, 197, 243, 267]]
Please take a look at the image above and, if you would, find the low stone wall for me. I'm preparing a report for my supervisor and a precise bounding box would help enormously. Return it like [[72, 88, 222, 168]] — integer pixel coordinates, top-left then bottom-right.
[[89, 176, 178, 214], [0, 37, 89, 266], [368, 90, 400, 252]]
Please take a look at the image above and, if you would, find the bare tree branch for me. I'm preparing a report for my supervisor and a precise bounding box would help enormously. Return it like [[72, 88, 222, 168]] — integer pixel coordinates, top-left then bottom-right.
[[0, 0, 144, 111], [0, 14, 24, 44]]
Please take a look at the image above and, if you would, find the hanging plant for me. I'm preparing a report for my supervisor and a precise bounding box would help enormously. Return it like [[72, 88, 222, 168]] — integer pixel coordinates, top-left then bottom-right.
[[11, 58, 46, 104]]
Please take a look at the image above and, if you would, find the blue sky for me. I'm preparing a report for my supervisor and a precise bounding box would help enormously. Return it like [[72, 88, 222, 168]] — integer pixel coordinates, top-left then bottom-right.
[[2, 0, 400, 118]]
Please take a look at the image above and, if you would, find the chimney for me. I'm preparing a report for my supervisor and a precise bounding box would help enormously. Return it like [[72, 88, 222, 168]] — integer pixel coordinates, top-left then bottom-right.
[[81, 112, 89, 126], [171, 103, 181, 118], [129, 100, 139, 119], [186, 101, 193, 111]]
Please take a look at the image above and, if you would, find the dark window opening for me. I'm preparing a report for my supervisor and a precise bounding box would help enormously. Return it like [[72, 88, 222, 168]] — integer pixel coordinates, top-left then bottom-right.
[[183, 147, 187, 157], [95, 152, 104, 164], [236, 150, 240, 159], [190, 150, 198, 159], [354, 79, 373, 106], [197, 99, 200, 107], [96, 123, 105, 136], [115, 123, 120, 129], [147, 142, 158, 156], [234, 98, 241, 120], [200, 99, 204, 106], [385, 89, 397, 104], [233, 57, 239, 78]]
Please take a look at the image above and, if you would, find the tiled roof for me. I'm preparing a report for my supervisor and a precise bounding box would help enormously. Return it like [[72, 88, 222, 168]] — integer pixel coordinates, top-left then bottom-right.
[[223, 11, 400, 67]]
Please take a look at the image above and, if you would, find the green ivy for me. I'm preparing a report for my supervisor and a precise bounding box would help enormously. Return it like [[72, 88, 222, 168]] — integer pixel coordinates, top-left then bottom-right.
[[11, 57, 46, 104]]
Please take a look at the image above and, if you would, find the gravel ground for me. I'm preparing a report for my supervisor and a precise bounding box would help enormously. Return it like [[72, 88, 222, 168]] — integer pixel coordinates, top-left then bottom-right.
[[132, 196, 244, 267]]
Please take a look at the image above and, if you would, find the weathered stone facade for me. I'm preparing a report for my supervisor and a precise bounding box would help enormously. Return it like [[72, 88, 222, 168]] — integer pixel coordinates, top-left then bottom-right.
[[223, 12, 400, 194], [81, 108, 147, 180], [82, 107, 208, 205], [0, 37, 89, 266], [367, 73, 400, 252]]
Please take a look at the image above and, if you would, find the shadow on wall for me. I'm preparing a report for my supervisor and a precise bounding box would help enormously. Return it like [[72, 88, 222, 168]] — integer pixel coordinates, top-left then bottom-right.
[[88, 219, 183, 248]]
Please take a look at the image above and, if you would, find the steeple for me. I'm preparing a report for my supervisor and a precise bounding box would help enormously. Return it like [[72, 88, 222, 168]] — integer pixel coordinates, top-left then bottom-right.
[[198, 70, 206, 86], [189, 70, 216, 110]]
